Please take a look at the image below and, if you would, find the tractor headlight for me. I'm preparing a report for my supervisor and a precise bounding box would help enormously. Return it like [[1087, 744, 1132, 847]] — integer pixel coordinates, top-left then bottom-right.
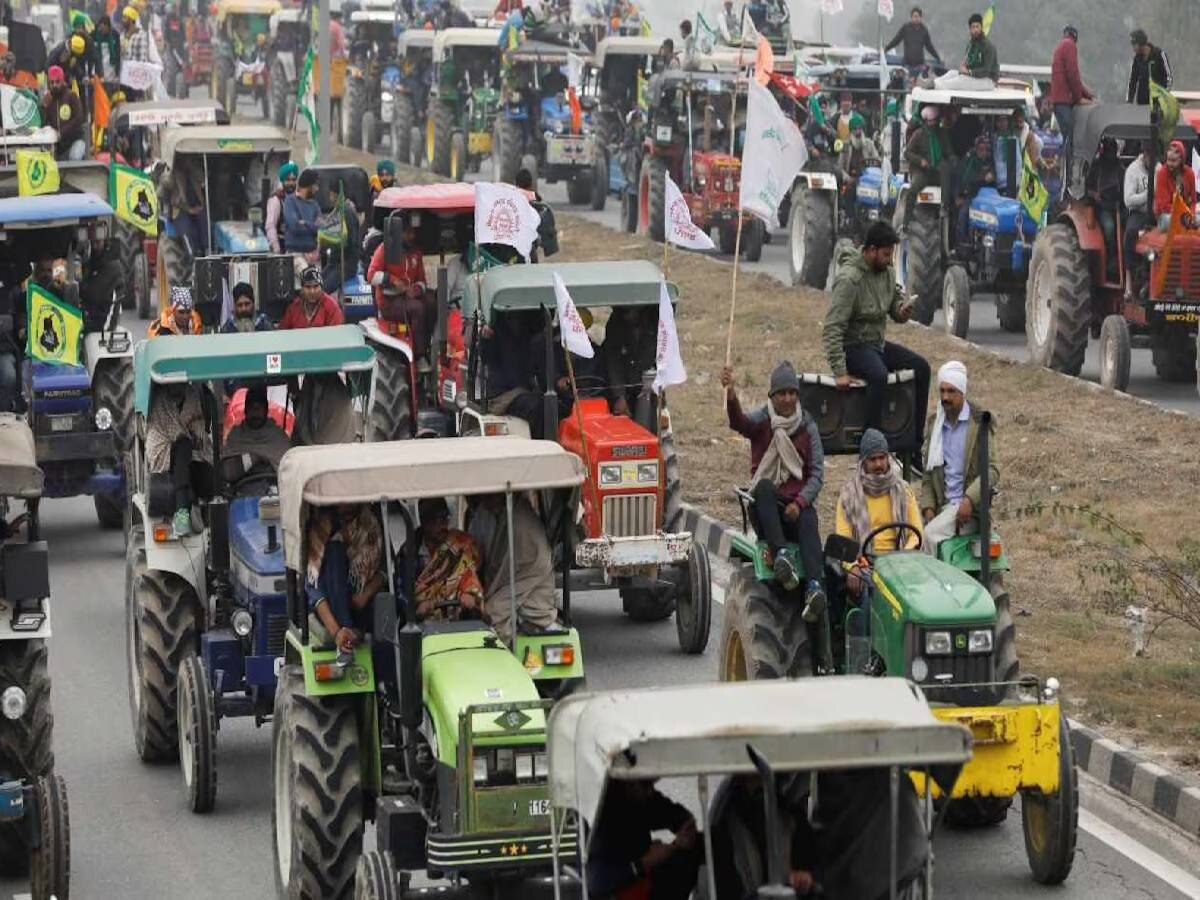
[[924, 631, 952, 655], [910, 656, 928, 682], [552, 119, 565, 135], [599, 463, 622, 486], [534, 751, 549, 779], [1, 686, 26, 720], [968, 629, 993, 654], [515, 753, 534, 782], [232, 608, 254, 637], [636, 462, 658, 483], [94, 406, 113, 431], [472, 755, 489, 784], [1043, 676, 1060, 701]]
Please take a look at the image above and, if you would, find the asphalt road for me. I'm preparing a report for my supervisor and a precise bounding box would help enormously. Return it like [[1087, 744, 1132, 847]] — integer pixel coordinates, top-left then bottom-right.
[[6, 493, 1199, 899]]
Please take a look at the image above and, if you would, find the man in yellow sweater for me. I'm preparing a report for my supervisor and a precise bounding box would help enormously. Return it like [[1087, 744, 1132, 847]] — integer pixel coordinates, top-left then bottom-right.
[[835, 428, 924, 596]]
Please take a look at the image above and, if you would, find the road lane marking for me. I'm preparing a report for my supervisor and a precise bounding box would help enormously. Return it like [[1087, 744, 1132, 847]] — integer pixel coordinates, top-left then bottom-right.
[[1080, 808, 1200, 898]]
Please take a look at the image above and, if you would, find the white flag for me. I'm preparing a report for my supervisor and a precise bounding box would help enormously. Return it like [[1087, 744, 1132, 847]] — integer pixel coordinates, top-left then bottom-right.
[[821, 0, 844, 13], [0, 84, 41, 129], [566, 52, 584, 90], [739, 79, 808, 222], [552, 272, 594, 359], [120, 59, 163, 93], [474, 182, 542, 260], [664, 171, 716, 250], [653, 279, 686, 394], [877, 0, 894, 21]]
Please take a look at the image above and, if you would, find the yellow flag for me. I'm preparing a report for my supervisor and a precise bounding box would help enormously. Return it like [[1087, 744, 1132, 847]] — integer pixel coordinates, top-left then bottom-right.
[[637, 69, 648, 111], [26, 283, 83, 367], [1019, 149, 1049, 225], [16, 150, 60, 197], [111, 162, 159, 236]]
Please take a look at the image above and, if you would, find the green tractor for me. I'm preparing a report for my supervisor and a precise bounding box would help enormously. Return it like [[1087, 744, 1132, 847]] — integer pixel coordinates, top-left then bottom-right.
[[426, 28, 503, 181], [272, 437, 587, 897], [719, 372, 1078, 886]]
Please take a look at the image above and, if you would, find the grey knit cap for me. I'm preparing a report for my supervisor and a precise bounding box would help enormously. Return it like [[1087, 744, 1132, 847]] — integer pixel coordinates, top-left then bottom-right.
[[768, 361, 800, 396], [859, 427, 890, 461]]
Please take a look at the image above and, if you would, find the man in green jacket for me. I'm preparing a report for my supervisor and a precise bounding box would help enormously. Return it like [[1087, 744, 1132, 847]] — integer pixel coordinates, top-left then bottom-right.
[[822, 221, 931, 453], [901, 104, 953, 233], [959, 13, 999, 81], [920, 360, 1000, 552]]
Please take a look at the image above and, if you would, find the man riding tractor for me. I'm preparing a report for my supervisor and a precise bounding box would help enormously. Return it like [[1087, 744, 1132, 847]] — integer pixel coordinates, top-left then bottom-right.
[[210, 0, 280, 118], [426, 28, 504, 180]]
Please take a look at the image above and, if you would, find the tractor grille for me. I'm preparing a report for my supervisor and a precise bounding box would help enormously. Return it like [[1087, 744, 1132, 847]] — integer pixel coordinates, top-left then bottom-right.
[[1151, 235, 1200, 298], [266, 614, 289, 657], [711, 163, 740, 196], [602, 493, 656, 538], [924, 651, 993, 687]]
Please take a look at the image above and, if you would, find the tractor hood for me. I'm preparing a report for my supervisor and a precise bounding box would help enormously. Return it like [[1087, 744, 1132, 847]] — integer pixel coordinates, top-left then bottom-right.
[[873, 552, 995, 626], [968, 187, 1036, 235], [213, 220, 270, 254], [560, 400, 658, 458], [30, 361, 91, 415], [230, 495, 285, 584]]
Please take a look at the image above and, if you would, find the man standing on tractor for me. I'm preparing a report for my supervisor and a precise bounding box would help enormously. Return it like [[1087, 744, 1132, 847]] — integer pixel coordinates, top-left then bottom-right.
[[885, 6, 941, 78], [919, 361, 998, 553], [283, 169, 323, 274], [839, 113, 880, 221], [901, 105, 951, 233], [265, 161, 298, 254], [469, 492, 560, 636], [958, 13, 998, 83], [1127, 29, 1171, 105], [719, 361, 827, 620], [94, 15, 121, 92], [717, 0, 740, 46], [1048, 25, 1092, 150], [159, 156, 209, 257], [823, 221, 930, 454], [149, 285, 203, 337], [1123, 142, 1153, 303], [119, 5, 149, 98], [280, 266, 345, 329], [366, 223, 429, 371]]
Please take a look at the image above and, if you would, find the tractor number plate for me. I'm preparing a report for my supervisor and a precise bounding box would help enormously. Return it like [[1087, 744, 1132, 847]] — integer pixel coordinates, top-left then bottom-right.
[[528, 799, 550, 817], [48, 415, 74, 433], [547, 137, 588, 165]]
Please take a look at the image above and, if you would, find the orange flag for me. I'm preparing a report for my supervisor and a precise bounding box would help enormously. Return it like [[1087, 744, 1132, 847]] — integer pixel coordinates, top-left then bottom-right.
[[91, 76, 112, 152], [567, 86, 582, 135], [754, 34, 775, 86], [1153, 190, 1193, 297]]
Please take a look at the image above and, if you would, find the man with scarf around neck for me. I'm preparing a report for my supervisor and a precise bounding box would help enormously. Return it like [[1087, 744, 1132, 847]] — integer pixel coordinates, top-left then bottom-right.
[[220, 282, 271, 333], [223, 385, 290, 486], [720, 361, 826, 620], [307, 504, 386, 653], [920, 360, 999, 554], [835, 428, 923, 596]]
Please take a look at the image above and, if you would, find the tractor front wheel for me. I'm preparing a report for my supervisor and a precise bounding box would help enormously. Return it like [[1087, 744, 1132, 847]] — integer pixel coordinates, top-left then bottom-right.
[[944, 795, 1012, 828], [1026, 224, 1091, 376], [354, 850, 403, 900], [566, 172, 592, 205], [719, 563, 812, 681], [591, 149, 608, 211], [943, 264, 971, 338], [0, 639, 53, 876], [361, 111, 378, 154], [742, 218, 764, 263], [269, 61, 289, 127], [639, 155, 666, 242], [344, 77, 366, 149], [450, 132, 467, 182], [492, 118, 523, 185], [620, 586, 675, 622], [1021, 713, 1079, 885], [1099, 315, 1132, 392], [177, 654, 218, 814], [792, 187, 834, 288], [392, 93, 414, 164], [1151, 330, 1196, 382], [272, 665, 363, 899], [159, 234, 191, 293], [995, 291, 1025, 333], [904, 205, 942, 325], [428, 99, 454, 176], [28, 774, 69, 900], [674, 541, 712, 655]]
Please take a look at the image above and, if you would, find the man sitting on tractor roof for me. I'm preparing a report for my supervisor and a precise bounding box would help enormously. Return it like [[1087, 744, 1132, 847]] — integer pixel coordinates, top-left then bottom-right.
[[720, 361, 826, 620], [920, 360, 998, 553], [307, 504, 386, 653], [366, 220, 429, 371], [149, 285, 203, 337], [406, 497, 485, 623], [280, 266, 345, 330]]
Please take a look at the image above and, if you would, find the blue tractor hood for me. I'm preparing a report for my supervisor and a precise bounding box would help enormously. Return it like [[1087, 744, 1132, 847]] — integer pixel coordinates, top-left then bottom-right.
[[212, 220, 270, 255], [969, 187, 1037, 235], [856, 166, 903, 207], [30, 360, 92, 414], [230, 495, 285, 579]]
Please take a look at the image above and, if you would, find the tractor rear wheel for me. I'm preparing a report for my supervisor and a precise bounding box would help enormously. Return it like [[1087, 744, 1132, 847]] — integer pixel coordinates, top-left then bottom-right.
[[1099, 315, 1132, 392], [368, 347, 413, 442], [392, 93, 415, 165], [640, 155, 666, 242], [132, 247, 151, 321], [1151, 330, 1196, 382], [344, 77, 366, 149], [620, 586, 675, 622], [995, 291, 1025, 333], [1021, 713, 1079, 885], [94, 359, 135, 455], [943, 264, 971, 338], [114, 223, 140, 310], [94, 494, 123, 530], [674, 541, 712, 655], [428, 99, 454, 176], [159, 234, 191, 293], [945, 795, 1012, 828], [126, 557, 199, 763], [1026, 224, 1090, 376], [0, 639, 53, 876], [177, 654, 218, 814], [355, 850, 403, 899], [904, 206, 942, 326], [361, 111, 378, 154], [269, 60, 289, 127], [591, 149, 608, 211], [990, 575, 1019, 689], [28, 773, 69, 900], [793, 188, 834, 288], [620, 191, 637, 232], [492, 117, 523, 185], [272, 665, 363, 900], [719, 563, 812, 681], [450, 132, 468, 182]]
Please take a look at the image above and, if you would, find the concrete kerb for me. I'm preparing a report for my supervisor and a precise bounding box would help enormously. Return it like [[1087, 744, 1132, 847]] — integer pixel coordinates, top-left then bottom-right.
[[679, 501, 1200, 839]]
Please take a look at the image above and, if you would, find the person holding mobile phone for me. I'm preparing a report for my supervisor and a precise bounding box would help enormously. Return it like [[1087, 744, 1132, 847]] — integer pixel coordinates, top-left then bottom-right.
[[822, 221, 931, 459]]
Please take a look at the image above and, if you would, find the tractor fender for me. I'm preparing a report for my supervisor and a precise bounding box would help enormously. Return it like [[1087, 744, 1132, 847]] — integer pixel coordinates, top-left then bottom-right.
[[83, 331, 135, 380], [360, 318, 414, 363], [1055, 205, 1104, 254], [133, 496, 209, 603]]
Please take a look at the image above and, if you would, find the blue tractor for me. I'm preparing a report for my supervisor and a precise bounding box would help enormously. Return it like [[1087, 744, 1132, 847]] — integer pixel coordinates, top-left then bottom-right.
[[0, 193, 135, 528], [123, 327, 376, 812]]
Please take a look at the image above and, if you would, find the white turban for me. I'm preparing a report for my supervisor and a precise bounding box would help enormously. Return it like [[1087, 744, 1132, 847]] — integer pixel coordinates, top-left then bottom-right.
[[926, 361, 968, 470]]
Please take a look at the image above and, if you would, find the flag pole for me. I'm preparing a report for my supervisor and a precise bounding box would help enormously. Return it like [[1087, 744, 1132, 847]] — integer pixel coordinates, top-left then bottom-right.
[[562, 347, 601, 520], [724, 211, 746, 367], [662, 235, 669, 277]]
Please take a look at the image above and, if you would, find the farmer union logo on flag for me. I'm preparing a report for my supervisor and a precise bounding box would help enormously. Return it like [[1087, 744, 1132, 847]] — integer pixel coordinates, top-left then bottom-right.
[[34, 304, 67, 361], [123, 179, 156, 228], [668, 195, 702, 242], [9, 91, 38, 128], [485, 197, 522, 244], [27, 156, 50, 190]]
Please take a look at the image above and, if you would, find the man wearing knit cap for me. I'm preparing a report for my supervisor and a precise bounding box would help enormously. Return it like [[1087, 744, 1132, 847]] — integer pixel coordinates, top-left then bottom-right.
[[920, 360, 999, 553], [835, 428, 924, 594], [720, 361, 826, 618]]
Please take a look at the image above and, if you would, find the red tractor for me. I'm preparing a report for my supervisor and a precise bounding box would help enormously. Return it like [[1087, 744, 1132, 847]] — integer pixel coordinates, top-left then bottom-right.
[[456, 260, 712, 654], [637, 68, 764, 260], [1025, 104, 1199, 393]]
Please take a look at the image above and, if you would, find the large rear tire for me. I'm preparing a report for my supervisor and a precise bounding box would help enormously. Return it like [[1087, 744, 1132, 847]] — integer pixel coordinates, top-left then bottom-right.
[[492, 117, 523, 185], [344, 77, 366, 149], [566, 172, 592, 205], [428, 99, 454, 176], [392, 93, 415, 165], [269, 60, 289, 128], [620, 190, 637, 233], [28, 773, 69, 900], [591, 149, 608, 211], [361, 111, 378, 154], [177, 654, 218, 814], [0, 640, 53, 876], [368, 347, 414, 442], [904, 206, 942, 326], [995, 291, 1025, 333], [719, 563, 812, 681], [94, 494, 123, 530], [354, 850, 403, 900], [1021, 714, 1079, 885], [94, 359, 135, 455], [1151, 331, 1196, 382], [133, 248, 151, 321], [272, 665, 363, 900], [945, 795, 1012, 828], [113, 223, 140, 310], [159, 234, 191, 293], [126, 557, 199, 763], [1026, 224, 1090, 376], [943, 264, 971, 338], [640, 155, 667, 243], [794, 188, 834, 288], [742, 218, 765, 263], [620, 586, 675, 622]]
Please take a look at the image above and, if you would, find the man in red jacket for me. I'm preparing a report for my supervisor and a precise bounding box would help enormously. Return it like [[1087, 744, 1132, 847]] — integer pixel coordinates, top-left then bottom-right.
[[1048, 25, 1092, 150], [366, 227, 429, 371], [279, 266, 345, 329], [719, 360, 826, 620]]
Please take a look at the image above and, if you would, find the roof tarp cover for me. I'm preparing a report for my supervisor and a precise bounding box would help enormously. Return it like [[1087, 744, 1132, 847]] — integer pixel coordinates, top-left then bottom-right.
[[594, 36, 659, 66], [133, 326, 374, 413], [159, 124, 292, 158], [433, 28, 503, 59], [548, 678, 972, 832], [1072, 103, 1193, 158], [0, 414, 42, 498], [463, 260, 677, 318], [116, 100, 227, 127], [0, 193, 113, 225], [279, 437, 585, 567]]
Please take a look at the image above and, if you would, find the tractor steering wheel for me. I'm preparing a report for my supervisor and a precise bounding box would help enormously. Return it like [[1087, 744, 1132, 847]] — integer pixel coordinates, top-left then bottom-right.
[[228, 470, 279, 497], [860, 520, 923, 560]]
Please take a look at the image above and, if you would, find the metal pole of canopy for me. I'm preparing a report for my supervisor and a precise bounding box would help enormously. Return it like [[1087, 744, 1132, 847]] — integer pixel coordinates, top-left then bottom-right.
[[317, 0, 332, 161]]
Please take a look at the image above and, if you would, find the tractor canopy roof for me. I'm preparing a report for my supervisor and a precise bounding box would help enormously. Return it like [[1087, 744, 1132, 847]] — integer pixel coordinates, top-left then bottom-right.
[[216, 0, 282, 20], [998, 63, 1051, 80], [0, 414, 42, 498], [1070, 103, 1194, 160], [349, 10, 402, 25], [133, 326, 374, 415], [548, 677, 971, 834], [907, 85, 1032, 113], [278, 436, 585, 569], [463, 260, 676, 320], [507, 39, 582, 65], [398, 29, 436, 52], [305, 164, 372, 216], [1173, 90, 1200, 106], [113, 99, 229, 129], [0, 192, 113, 226], [593, 35, 659, 66], [432, 27, 503, 61], [159, 124, 293, 159]]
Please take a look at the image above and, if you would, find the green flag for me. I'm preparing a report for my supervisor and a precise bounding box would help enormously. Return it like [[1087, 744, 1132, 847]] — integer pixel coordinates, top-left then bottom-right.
[[296, 46, 320, 165], [318, 183, 347, 248], [1019, 148, 1049, 226], [1150, 81, 1179, 152], [27, 283, 83, 367]]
